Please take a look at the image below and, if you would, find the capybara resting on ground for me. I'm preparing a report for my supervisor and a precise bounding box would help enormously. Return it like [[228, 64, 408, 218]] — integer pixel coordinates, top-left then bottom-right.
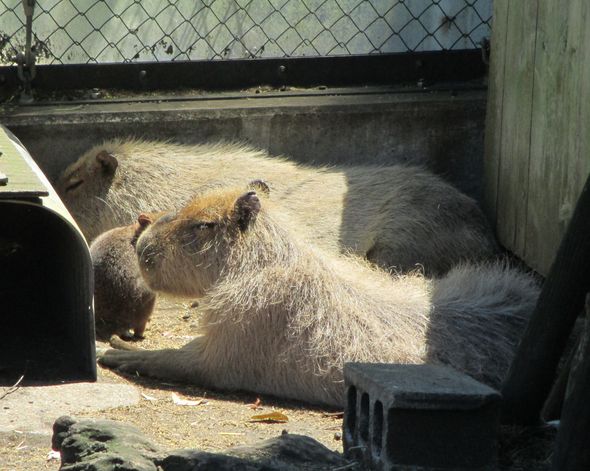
[[90, 214, 156, 340], [100, 186, 538, 407], [56, 139, 499, 276]]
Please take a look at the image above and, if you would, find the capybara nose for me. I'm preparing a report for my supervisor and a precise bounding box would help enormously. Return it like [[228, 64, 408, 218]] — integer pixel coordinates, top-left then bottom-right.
[[138, 248, 156, 270], [136, 236, 157, 270]]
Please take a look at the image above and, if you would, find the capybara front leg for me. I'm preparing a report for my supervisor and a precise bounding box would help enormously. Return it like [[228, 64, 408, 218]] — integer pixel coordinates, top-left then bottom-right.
[[98, 343, 201, 384]]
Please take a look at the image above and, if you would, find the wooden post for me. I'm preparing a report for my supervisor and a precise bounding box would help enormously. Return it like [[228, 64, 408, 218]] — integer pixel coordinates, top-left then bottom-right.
[[551, 295, 590, 470], [501, 173, 590, 424]]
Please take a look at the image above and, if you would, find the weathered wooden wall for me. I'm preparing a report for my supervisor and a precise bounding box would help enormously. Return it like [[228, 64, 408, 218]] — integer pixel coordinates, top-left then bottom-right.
[[485, 0, 590, 275]]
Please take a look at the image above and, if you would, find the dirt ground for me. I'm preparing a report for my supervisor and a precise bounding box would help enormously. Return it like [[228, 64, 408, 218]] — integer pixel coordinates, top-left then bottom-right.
[[0, 297, 344, 470], [0, 297, 557, 470]]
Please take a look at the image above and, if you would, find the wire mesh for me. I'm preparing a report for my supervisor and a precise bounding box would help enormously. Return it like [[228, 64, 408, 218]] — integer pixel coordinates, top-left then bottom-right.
[[0, 0, 491, 65]]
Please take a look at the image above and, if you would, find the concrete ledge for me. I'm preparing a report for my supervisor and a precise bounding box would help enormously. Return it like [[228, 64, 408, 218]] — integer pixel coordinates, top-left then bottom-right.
[[1, 89, 487, 202], [0, 382, 140, 440]]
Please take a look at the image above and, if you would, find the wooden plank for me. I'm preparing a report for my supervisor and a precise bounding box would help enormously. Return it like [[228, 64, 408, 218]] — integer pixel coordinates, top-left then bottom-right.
[[494, 0, 539, 256], [525, 0, 590, 274], [0, 128, 48, 199], [483, 0, 509, 223], [559, 0, 590, 270]]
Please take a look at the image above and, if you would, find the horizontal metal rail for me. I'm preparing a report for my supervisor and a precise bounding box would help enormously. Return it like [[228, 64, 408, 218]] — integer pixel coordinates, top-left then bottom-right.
[[0, 49, 486, 94]]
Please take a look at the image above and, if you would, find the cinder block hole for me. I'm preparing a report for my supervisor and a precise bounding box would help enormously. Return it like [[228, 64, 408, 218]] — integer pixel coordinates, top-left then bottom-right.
[[384, 405, 500, 468], [372, 400, 383, 457], [359, 392, 370, 443], [345, 386, 357, 438]]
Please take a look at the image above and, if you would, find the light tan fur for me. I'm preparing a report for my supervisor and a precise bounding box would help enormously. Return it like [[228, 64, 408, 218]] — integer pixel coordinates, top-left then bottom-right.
[[56, 138, 499, 276], [100, 186, 538, 407]]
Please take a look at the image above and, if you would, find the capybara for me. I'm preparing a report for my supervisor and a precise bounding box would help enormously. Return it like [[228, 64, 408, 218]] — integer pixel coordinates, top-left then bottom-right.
[[90, 214, 156, 340], [100, 186, 538, 407], [56, 139, 499, 276]]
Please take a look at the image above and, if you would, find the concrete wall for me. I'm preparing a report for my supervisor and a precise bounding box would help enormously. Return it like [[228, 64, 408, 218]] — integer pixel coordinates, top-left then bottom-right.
[[1, 90, 487, 204]]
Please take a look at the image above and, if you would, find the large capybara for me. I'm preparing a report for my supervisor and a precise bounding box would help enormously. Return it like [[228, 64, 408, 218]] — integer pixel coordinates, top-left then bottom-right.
[[56, 139, 499, 276], [100, 185, 539, 407], [90, 214, 156, 341]]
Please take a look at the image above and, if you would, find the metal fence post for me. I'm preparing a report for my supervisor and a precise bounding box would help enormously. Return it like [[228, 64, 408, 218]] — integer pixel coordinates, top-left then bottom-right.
[[13, 0, 37, 103]]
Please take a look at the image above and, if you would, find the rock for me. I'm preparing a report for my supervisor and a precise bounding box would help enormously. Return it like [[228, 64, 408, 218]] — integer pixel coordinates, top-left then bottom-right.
[[52, 416, 353, 471], [162, 433, 348, 470], [53, 416, 164, 471]]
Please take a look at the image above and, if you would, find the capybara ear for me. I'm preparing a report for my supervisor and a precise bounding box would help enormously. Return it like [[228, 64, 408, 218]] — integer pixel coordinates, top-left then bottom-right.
[[137, 213, 153, 228], [234, 191, 261, 232], [95, 150, 118, 175], [248, 179, 270, 195]]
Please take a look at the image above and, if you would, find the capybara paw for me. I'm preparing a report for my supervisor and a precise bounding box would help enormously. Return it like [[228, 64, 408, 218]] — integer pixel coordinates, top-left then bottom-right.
[[98, 349, 154, 376], [119, 329, 135, 341]]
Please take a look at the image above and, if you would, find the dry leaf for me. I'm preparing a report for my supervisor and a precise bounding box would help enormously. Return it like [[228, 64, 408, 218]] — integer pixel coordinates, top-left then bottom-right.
[[171, 392, 207, 406], [247, 397, 262, 410], [250, 411, 289, 423], [322, 411, 344, 419], [13, 439, 26, 450], [47, 450, 60, 461], [141, 393, 158, 401]]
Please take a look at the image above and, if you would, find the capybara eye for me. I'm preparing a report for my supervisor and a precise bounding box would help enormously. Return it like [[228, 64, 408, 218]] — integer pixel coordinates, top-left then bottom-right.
[[196, 222, 216, 230], [65, 179, 84, 192]]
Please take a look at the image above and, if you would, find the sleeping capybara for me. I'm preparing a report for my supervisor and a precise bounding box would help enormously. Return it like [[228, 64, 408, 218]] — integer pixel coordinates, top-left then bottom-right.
[[56, 139, 499, 276]]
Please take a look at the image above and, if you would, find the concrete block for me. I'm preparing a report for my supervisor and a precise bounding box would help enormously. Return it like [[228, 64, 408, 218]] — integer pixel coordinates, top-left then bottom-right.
[[343, 363, 501, 470]]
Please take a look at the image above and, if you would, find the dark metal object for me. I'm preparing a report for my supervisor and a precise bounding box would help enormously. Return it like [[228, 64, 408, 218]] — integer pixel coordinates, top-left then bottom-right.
[[501, 172, 590, 425], [551, 295, 590, 471], [0, 126, 95, 385], [1, 49, 486, 93]]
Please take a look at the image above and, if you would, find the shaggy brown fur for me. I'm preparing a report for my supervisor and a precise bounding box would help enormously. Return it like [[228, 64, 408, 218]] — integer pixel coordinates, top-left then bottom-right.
[[100, 186, 539, 407], [90, 214, 156, 340], [56, 139, 499, 276]]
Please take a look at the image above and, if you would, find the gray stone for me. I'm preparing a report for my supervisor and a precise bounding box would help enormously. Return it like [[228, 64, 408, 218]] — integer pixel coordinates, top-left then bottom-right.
[[53, 416, 164, 471], [52, 416, 354, 471], [344, 363, 502, 470], [162, 433, 350, 471]]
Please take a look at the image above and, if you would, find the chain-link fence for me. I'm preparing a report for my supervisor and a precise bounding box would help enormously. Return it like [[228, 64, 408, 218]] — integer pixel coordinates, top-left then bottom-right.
[[0, 0, 491, 65]]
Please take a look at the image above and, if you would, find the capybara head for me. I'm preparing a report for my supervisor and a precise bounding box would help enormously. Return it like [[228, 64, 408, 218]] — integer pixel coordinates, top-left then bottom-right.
[[56, 149, 119, 241], [136, 186, 264, 298]]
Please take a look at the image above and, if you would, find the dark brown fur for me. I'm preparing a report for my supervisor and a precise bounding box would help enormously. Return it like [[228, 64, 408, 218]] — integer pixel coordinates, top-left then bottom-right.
[[90, 215, 156, 340]]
